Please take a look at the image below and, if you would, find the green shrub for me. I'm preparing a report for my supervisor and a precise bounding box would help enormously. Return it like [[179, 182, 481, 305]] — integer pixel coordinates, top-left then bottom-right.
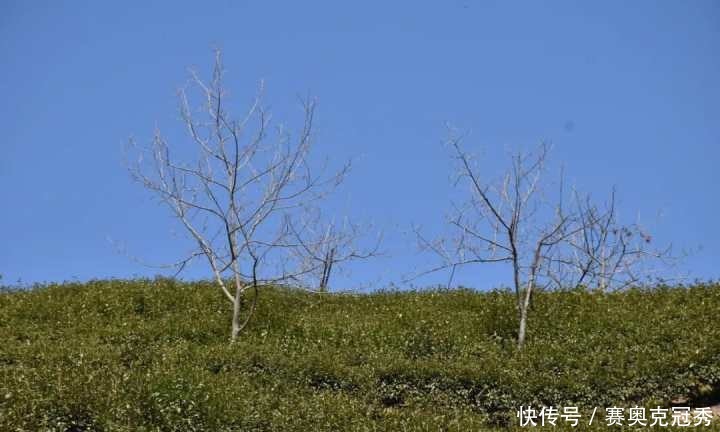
[[1, 279, 719, 430]]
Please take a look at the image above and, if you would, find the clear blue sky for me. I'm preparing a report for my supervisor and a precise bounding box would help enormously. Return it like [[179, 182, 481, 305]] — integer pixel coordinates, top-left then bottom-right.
[[1, 1, 718, 290]]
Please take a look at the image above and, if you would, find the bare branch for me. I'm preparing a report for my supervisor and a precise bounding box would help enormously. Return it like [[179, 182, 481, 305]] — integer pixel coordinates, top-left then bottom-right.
[[127, 50, 351, 341], [416, 127, 676, 349]]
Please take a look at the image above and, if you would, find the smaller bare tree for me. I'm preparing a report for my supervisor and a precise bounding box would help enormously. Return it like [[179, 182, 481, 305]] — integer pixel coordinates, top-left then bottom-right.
[[127, 50, 351, 342], [553, 189, 675, 291], [287, 209, 382, 292], [414, 127, 673, 348]]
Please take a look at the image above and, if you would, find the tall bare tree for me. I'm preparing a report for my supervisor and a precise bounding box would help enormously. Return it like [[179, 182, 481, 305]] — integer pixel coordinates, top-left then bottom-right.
[[128, 50, 350, 341], [414, 127, 673, 348]]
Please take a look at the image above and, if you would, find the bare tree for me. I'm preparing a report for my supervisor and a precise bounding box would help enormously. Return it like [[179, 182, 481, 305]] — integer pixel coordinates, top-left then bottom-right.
[[414, 127, 673, 349], [127, 50, 349, 341], [556, 189, 674, 292], [287, 209, 382, 292]]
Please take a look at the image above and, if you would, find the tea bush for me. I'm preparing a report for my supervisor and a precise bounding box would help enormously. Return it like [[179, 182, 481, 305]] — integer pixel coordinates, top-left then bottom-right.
[[1, 279, 719, 430]]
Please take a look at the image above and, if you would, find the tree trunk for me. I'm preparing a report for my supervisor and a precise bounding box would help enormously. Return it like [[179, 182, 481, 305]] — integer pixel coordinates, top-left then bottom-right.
[[319, 247, 335, 292], [230, 285, 243, 342], [517, 305, 528, 349]]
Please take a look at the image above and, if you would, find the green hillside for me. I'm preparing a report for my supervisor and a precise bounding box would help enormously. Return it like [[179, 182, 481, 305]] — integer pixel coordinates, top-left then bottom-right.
[[1, 279, 719, 431]]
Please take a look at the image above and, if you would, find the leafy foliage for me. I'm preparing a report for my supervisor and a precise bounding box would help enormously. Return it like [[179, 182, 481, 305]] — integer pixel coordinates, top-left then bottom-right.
[[1, 279, 719, 430]]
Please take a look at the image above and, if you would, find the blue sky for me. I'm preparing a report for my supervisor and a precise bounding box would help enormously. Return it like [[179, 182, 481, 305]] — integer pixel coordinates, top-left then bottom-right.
[[1, 1, 718, 290]]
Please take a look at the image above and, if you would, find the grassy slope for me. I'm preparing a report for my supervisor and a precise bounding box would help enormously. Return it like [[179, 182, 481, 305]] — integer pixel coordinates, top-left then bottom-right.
[[1, 279, 719, 431]]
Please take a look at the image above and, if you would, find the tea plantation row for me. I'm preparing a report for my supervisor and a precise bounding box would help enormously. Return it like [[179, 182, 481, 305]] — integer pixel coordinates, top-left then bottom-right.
[[1, 279, 718, 430]]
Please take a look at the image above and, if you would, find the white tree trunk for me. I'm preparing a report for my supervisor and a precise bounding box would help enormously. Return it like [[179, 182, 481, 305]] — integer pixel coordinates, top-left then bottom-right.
[[230, 286, 243, 342], [517, 306, 528, 349]]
